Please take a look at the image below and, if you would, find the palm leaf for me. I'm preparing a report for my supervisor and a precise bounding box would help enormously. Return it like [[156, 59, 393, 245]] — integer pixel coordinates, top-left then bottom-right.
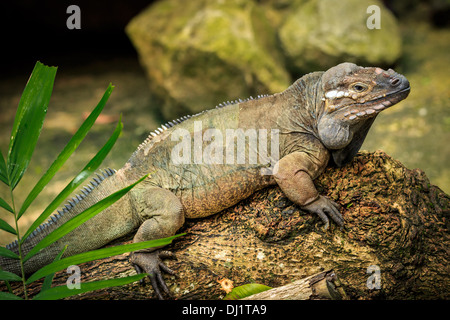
[[21, 115, 122, 243], [0, 270, 23, 282], [0, 291, 23, 300], [0, 218, 16, 235], [0, 196, 13, 213], [18, 83, 114, 219], [0, 150, 7, 186], [40, 245, 67, 292], [7, 62, 57, 189], [33, 273, 147, 300], [26, 234, 183, 284], [0, 246, 19, 259]]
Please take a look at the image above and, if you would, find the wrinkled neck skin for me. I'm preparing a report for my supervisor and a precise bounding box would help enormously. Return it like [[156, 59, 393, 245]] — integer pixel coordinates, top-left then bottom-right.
[[317, 107, 376, 150], [318, 111, 376, 167], [277, 72, 326, 156]]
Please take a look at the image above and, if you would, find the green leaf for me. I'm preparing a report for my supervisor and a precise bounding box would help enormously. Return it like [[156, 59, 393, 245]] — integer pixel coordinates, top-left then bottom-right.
[[18, 83, 114, 219], [0, 270, 23, 282], [224, 283, 272, 300], [21, 116, 122, 242], [0, 150, 7, 186], [23, 172, 147, 262], [0, 218, 16, 235], [0, 291, 23, 300], [40, 245, 67, 292], [0, 197, 13, 213], [0, 246, 19, 259], [26, 234, 184, 284], [33, 273, 147, 300], [7, 62, 57, 189]]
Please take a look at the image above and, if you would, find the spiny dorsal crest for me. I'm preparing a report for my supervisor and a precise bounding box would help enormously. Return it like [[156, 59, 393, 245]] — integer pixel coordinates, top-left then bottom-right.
[[5, 168, 116, 250], [135, 94, 270, 153]]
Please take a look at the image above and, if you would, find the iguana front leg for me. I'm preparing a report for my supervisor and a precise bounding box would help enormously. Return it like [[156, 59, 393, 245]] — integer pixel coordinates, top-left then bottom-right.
[[129, 186, 185, 299], [274, 151, 344, 229]]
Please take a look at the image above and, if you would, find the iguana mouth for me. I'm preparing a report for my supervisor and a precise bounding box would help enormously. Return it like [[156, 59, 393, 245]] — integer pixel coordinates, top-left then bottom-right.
[[342, 86, 410, 121]]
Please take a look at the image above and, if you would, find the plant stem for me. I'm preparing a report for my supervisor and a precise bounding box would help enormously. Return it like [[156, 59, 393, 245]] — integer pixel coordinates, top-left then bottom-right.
[[9, 185, 28, 300]]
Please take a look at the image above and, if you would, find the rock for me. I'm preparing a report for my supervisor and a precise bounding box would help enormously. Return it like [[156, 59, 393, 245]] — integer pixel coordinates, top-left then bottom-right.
[[278, 0, 402, 74], [126, 0, 291, 120]]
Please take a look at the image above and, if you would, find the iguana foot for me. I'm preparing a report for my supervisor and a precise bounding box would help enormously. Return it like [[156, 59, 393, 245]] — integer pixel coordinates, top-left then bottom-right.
[[301, 195, 344, 230], [130, 250, 177, 299]]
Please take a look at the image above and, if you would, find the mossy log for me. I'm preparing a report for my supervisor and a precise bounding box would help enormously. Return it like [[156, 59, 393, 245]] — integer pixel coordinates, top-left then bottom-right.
[[9, 151, 450, 299]]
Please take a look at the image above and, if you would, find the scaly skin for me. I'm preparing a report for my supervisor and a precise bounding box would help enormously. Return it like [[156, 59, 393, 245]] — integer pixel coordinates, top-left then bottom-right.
[[0, 63, 410, 299]]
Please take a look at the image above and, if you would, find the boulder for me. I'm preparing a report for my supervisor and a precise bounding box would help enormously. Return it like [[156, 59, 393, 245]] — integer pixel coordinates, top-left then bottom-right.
[[126, 0, 291, 120], [278, 0, 402, 74]]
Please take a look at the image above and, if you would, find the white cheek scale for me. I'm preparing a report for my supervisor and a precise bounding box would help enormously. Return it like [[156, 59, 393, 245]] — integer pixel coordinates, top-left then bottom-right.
[[325, 90, 347, 99]]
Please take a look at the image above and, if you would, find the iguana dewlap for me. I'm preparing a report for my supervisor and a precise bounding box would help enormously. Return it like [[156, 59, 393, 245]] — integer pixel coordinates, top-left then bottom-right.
[[0, 63, 410, 299]]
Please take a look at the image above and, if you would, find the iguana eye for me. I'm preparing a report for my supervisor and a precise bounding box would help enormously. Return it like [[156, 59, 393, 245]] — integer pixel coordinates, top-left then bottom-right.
[[351, 83, 368, 93]]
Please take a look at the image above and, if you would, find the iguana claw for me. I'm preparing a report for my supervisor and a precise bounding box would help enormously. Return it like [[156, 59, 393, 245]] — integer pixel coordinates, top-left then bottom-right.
[[130, 250, 177, 299], [301, 195, 344, 230]]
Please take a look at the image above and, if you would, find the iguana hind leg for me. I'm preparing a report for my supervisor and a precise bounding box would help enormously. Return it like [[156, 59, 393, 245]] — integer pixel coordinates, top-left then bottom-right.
[[129, 186, 184, 299]]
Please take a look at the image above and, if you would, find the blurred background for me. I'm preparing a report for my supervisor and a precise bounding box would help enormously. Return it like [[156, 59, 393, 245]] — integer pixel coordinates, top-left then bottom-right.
[[0, 0, 449, 244]]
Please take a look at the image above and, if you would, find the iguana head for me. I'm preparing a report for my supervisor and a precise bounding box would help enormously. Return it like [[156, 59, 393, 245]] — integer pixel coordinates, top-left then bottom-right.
[[317, 62, 410, 166]]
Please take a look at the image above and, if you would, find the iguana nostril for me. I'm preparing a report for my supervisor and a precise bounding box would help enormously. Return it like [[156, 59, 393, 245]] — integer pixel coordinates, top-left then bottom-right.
[[390, 77, 401, 86]]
